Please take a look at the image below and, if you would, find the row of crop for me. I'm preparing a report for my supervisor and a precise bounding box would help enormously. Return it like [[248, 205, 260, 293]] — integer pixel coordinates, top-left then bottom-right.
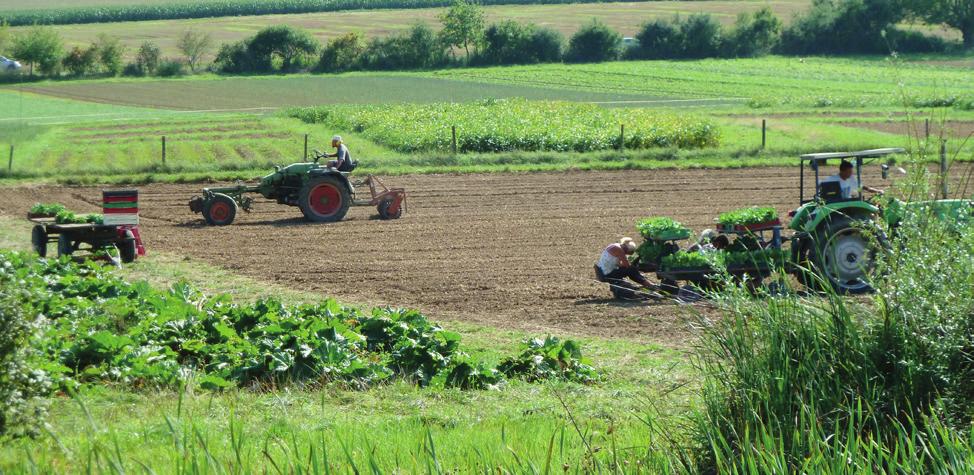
[[0, 0, 646, 26], [0, 250, 596, 395], [288, 99, 719, 153]]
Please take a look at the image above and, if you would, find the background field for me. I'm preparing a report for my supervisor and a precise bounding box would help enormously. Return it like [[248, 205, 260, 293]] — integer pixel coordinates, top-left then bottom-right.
[[6, 0, 812, 60]]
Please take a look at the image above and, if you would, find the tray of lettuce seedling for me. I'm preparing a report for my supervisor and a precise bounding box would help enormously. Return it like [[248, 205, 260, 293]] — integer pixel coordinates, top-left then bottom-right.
[[28, 203, 106, 230], [716, 206, 780, 233], [636, 217, 691, 241], [656, 251, 722, 281]]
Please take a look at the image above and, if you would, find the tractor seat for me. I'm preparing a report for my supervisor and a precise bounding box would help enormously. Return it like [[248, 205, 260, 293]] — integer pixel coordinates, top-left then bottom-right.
[[817, 181, 844, 203]]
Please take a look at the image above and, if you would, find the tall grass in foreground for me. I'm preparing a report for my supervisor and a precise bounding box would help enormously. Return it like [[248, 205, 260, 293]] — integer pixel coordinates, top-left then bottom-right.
[[684, 144, 974, 472]]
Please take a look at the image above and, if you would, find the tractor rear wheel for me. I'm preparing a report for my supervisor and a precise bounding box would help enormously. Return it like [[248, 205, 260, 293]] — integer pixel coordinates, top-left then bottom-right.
[[119, 230, 137, 263], [57, 234, 74, 258], [203, 194, 237, 226], [32, 225, 48, 257], [299, 176, 350, 222], [377, 198, 402, 220], [812, 216, 886, 295]]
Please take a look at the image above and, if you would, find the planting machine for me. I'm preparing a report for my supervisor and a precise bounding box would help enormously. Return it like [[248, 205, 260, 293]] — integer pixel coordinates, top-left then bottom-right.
[[632, 148, 974, 297], [189, 150, 406, 225]]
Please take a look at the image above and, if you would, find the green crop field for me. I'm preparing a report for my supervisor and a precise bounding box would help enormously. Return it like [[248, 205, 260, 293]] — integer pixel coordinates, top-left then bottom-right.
[[4, 0, 811, 60], [432, 56, 974, 109], [15, 74, 690, 111]]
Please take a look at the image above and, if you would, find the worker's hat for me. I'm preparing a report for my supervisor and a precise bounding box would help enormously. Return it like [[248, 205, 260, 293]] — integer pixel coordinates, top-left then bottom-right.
[[331, 135, 342, 143], [620, 237, 637, 253]]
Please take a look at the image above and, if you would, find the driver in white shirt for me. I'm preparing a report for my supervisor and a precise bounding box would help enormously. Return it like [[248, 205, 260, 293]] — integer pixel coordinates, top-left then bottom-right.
[[825, 160, 884, 198]]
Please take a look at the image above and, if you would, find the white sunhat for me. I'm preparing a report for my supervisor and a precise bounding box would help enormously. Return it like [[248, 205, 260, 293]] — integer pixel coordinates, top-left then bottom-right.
[[620, 237, 637, 253], [331, 135, 342, 143]]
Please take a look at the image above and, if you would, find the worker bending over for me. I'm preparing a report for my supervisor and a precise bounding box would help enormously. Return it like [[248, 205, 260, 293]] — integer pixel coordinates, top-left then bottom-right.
[[595, 237, 655, 299]]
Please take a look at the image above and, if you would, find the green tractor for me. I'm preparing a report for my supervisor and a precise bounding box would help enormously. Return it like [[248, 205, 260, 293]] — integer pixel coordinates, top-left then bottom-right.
[[189, 150, 406, 225], [787, 148, 972, 294]]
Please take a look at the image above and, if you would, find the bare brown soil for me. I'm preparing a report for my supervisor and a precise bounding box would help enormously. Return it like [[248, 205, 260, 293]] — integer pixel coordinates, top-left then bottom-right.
[[3, 168, 880, 345]]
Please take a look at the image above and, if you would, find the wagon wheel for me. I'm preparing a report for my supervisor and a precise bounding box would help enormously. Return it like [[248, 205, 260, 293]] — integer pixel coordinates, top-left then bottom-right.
[[118, 230, 137, 264], [812, 216, 887, 295], [203, 193, 238, 226], [57, 234, 74, 258], [377, 198, 402, 220], [299, 176, 350, 222], [31, 225, 48, 257]]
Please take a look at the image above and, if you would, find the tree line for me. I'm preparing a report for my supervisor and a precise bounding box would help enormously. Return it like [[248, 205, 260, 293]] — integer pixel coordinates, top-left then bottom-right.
[[0, 0, 969, 80]]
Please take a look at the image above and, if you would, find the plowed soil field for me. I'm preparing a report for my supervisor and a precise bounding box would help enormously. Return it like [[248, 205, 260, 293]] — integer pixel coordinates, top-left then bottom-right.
[[4, 168, 901, 345]]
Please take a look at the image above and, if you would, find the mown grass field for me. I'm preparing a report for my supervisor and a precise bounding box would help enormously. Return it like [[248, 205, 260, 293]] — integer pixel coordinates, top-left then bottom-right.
[[6, 0, 811, 60]]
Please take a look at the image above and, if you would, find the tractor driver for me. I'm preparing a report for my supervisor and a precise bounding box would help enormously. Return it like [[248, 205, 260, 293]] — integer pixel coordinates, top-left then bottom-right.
[[595, 237, 656, 299], [825, 160, 884, 199], [324, 135, 355, 172]]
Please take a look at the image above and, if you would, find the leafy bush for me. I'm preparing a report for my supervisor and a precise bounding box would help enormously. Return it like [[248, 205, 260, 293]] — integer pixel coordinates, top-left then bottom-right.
[[635, 217, 691, 241], [678, 14, 722, 59], [0, 251, 596, 391], [93, 33, 124, 76], [215, 25, 319, 73], [214, 40, 255, 73], [316, 32, 366, 73], [565, 19, 621, 63], [155, 58, 186, 77], [0, 275, 50, 438], [288, 99, 720, 153], [473, 21, 564, 66], [723, 7, 781, 57], [62, 45, 97, 76], [135, 40, 161, 75], [629, 18, 681, 60], [360, 23, 447, 71], [717, 206, 778, 226], [497, 337, 597, 383]]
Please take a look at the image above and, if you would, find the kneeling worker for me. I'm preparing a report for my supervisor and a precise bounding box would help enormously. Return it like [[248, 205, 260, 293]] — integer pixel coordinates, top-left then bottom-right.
[[595, 237, 655, 299]]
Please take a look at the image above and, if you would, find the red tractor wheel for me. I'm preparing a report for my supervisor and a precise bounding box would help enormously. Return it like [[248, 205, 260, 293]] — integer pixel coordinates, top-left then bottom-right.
[[203, 194, 237, 226], [299, 176, 351, 222]]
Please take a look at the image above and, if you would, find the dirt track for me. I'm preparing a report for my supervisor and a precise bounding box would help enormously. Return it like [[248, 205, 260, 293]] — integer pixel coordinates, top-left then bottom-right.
[[3, 168, 866, 344]]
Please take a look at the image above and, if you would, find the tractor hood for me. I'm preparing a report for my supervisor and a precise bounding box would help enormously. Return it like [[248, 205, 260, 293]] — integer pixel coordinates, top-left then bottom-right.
[[884, 198, 974, 227], [789, 200, 880, 233]]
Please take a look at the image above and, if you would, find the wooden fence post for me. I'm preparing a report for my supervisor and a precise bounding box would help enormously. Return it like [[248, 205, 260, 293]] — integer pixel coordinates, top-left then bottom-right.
[[162, 136, 167, 165], [7, 145, 12, 173], [925, 118, 930, 140], [304, 134, 309, 160], [619, 124, 625, 151], [941, 140, 948, 199], [451, 126, 457, 154], [761, 119, 767, 150]]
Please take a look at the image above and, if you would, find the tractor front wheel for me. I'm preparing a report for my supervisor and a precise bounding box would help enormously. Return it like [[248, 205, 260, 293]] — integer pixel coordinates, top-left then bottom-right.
[[32, 225, 48, 257], [299, 176, 350, 222], [813, 216, 886, 295], [203, 194, 238, 226]]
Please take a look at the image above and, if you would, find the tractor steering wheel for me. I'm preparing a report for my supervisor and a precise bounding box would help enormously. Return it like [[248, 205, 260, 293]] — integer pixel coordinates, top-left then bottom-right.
[[312, 149, 324, 163]]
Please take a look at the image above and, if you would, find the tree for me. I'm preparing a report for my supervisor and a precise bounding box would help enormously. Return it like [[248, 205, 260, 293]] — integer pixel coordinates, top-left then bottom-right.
[[724, 7, 782, 57], [12, 26, 63, 76], [93, 33, 124, 75], [437, 0, 485, 59], [62, 46, 97, 76], [565, 20, 622, 63], [909, 0, 974, 48], [317, 32, 366, 72], [679, 14, 722, 58], [177, 30, 212, 72], [136, 41, 161, 75], [631, 18, 682, 59], [247, 25, 319, 72]]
